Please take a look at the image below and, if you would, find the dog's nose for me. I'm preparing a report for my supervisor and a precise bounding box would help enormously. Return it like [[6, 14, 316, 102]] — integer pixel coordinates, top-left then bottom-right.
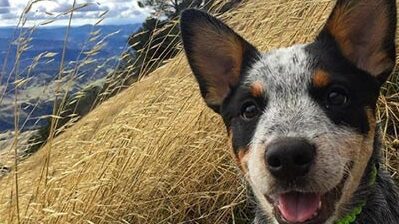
[[265, 137, 315, 181]]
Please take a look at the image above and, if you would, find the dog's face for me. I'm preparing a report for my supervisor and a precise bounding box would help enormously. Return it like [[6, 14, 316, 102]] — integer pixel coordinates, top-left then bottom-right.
[[181, 0, 396, 223]]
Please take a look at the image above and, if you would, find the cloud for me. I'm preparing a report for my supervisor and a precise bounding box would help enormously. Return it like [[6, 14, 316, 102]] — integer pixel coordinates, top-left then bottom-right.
[[0, 0, 10, 14], [0, 7, 9, 14], [79, 3, 109, 12], [52, 2, 73, 12], [0, 0, 10, 7], [0, 12, 14, 20], [0, 0, 150, 27], [52, 2, 109, 13], [108, 0, 137, 3]]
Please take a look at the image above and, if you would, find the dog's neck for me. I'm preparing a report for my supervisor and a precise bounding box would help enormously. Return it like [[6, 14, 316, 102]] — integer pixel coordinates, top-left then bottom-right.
[[253, 130, 399, 224], [334, 162, 378, 224], [349, 130, 399, 224]]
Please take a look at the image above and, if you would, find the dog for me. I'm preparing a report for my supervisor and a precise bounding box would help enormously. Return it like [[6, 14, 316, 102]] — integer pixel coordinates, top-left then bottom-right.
[[180, 0, 399, 223]]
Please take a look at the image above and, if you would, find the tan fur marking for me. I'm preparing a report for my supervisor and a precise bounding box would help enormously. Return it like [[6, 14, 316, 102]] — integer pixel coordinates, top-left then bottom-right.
[[250, 81, 264, 97], [365, 51, 394, 76], [227, 129, 250, 175], [327, 3, 354, 58], [313, 69, 330, 88], [237, 149, 250, 174], [326, 0, 393, 76], [336, 108, 377, 217], [192, 21, 245, 105], [227, 129, 236, 160], [366, 109, 377, 131]]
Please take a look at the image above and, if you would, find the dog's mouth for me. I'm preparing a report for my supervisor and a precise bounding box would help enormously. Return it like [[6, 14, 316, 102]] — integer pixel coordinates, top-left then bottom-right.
[[274, 191, 335, 224], [277, 192, 322, 223], [265, 173, 348, 224]]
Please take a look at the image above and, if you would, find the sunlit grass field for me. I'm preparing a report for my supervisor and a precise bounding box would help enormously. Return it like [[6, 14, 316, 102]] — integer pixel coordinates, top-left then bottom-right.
[[0, 0, 398, 223]]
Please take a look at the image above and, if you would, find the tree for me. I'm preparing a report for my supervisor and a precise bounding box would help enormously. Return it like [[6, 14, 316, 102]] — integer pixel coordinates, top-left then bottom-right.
[[99, 0, 243, 98], [138, 0, 215, 18]]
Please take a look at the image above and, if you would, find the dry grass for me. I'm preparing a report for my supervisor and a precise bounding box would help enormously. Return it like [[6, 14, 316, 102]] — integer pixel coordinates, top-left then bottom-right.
[[0, 0, 398, 223]]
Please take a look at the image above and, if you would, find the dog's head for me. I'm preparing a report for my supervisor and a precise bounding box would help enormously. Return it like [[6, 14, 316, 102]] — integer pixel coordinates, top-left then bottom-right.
[[180, 0, 396, 223]]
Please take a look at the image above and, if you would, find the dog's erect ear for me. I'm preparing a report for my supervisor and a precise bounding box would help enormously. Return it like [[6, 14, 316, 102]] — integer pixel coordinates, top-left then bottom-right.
[[319, 0, 397, 82], [180, 9, 259, 112]]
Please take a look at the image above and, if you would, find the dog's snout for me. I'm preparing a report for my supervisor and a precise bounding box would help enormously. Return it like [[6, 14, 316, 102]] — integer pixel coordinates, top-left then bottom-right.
[[265, 137, 315, 181]]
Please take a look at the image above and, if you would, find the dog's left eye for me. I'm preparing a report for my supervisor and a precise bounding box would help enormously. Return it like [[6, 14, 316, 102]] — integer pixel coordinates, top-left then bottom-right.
[[326, 87, 349, 108], [240, 101, 260, 120]]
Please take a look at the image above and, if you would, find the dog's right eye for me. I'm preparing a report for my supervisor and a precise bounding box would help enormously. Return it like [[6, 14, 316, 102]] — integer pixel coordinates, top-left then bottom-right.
[[240, 101, 260, 120]]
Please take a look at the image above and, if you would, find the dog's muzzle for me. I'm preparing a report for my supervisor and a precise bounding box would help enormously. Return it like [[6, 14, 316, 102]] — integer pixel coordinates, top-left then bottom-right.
[[264, 137, 320, 223]]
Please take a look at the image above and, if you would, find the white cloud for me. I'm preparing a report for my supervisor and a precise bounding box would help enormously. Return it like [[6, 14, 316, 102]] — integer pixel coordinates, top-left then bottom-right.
[[0, 0, 9, 14], [0, 7, 9, 14], [0, 0, 150, 27], [1, 12, 13, 20], [0, 0, 10, 7]]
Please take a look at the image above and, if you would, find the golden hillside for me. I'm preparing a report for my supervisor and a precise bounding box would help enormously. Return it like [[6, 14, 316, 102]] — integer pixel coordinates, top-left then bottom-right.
[[1, 0, 398, 223]]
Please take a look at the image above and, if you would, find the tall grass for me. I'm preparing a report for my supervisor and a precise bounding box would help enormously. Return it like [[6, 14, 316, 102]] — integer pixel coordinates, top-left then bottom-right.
[[0, 0, 398, 223], [0, 1, 140, 221]]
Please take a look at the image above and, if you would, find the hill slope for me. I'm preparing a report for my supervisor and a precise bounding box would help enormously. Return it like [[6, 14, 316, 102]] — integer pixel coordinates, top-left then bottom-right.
[[0, 1, 398, 223]]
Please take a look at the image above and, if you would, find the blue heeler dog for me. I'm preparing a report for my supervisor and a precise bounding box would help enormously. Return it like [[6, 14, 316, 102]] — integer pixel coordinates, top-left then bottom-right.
[[180, 0, 399, 223]]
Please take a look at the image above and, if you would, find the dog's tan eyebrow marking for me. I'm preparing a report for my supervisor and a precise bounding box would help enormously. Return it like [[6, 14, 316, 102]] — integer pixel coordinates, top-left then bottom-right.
[[249, 81, 265, 97], [312, 69, 331, 88]]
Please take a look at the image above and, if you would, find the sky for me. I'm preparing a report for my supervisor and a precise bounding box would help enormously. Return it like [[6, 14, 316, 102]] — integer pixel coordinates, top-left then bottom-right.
[[0, 0, 151, 27]]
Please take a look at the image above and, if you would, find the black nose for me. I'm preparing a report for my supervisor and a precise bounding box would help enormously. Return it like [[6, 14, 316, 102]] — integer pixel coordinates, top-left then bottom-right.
[[265, 137, 315, 181]]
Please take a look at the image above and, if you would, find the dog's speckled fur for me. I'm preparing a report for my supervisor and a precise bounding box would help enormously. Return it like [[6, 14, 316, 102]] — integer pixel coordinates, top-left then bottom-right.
[[180, 0, 399, 223], [253, 131, 399, 224]]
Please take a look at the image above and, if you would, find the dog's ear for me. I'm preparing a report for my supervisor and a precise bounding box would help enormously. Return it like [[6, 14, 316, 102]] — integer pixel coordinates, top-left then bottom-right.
[[319, 0, 396, 83], [180, 9, 259, 112]]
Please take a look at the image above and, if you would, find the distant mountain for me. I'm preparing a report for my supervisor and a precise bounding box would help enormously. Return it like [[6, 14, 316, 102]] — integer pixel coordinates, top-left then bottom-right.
[[0, 24, 140, 43], [0, 24, 141, 132], [0, 24, 141, 77]]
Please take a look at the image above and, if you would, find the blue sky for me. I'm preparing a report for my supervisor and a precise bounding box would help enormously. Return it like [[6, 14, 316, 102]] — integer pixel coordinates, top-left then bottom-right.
[[0, 0, 151, 27]]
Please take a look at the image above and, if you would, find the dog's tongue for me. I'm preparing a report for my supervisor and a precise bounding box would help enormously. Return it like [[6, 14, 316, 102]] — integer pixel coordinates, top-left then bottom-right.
[[278, 192, 320, 223]]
